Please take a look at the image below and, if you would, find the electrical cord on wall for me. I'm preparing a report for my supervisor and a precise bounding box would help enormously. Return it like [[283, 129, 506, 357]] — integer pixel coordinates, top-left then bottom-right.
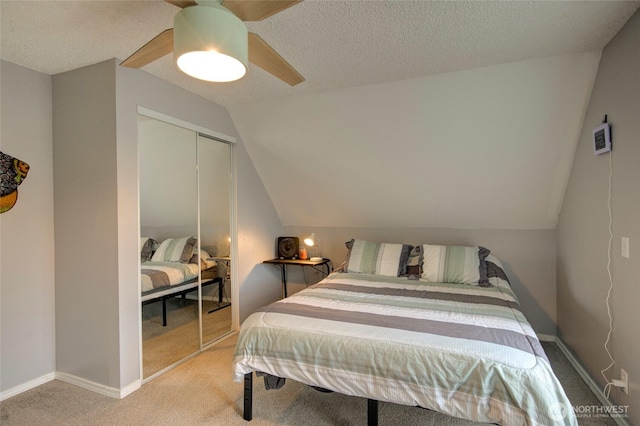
[[600, 150, 617, 398]]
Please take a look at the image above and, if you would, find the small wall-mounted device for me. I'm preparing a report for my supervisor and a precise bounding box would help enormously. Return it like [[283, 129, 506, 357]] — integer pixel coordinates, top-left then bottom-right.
[[593, 117, 611, 155]]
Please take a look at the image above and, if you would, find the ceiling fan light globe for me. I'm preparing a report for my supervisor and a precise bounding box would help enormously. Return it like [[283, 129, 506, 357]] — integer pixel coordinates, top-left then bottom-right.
[[177, 51, 246, 82], [174, 4, 248, 83]]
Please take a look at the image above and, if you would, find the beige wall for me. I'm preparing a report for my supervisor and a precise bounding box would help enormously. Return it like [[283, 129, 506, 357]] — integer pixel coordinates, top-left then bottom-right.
[[557, 9, 639, 424], [284, 226, 558, 335], [0, 61, 56, 397]]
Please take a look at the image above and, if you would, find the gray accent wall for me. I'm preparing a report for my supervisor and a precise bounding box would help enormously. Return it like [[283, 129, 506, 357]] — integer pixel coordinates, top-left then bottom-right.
[[50, 59, 281, 393], [0, 56, 282, 397], [557, 9, 639, 424], [0, 60, 55, 396], [53, 58, 121, 390]]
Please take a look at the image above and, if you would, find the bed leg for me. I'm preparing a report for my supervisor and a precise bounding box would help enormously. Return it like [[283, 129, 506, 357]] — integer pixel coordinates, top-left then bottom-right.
[[367, 399, 378, 426], [243, 373, 253, 421], [162, 298, 167, 327]]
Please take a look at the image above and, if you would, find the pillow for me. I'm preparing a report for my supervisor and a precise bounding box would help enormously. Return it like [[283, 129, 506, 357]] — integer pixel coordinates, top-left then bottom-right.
[[140, 238, 157, 262], [151, 237, 197, 263], [402, 245, 423, 279], [485, 254, 508, 286], [345, 239, 413, 277], [420, 244, 490, 285]]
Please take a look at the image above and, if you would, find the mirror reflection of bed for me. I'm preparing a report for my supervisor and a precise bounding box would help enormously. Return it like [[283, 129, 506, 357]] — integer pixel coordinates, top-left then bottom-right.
[[138, 113, 232, 380]]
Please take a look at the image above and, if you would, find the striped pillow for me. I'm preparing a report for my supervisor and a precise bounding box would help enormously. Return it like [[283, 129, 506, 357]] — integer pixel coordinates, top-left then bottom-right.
[[346, 239, 413, 277], [421, 245, 490, 285], [151, 237, 197, 263]]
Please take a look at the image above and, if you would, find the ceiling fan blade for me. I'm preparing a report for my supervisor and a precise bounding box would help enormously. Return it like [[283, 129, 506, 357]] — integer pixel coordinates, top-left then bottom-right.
[[164, 0, 198, 8], [121, 29, 174, 69], [222, 0, 302, 21], [248, 32, 304, 86]]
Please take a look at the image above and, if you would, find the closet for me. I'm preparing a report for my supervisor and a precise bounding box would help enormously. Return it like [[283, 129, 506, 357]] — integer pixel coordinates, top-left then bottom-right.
[[138, 110, 233, 379]]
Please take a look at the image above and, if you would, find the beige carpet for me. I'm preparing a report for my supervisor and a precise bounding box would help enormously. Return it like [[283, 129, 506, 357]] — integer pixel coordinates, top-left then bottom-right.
[[143, 297, 232, 378], [0, 336, 616, 426]]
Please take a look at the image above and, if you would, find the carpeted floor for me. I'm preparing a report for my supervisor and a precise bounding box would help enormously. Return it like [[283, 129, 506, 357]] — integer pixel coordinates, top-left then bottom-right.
[[0, 335, 617, 426], [142, 297, 232, 378]]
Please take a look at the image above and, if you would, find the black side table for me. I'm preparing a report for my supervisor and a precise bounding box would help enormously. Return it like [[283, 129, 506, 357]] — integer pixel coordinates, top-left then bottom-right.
[[263, 258, 332, 298]]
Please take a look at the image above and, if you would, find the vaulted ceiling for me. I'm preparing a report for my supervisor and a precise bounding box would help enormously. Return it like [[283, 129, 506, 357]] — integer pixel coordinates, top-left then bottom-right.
[[2, 1, 639, 230]]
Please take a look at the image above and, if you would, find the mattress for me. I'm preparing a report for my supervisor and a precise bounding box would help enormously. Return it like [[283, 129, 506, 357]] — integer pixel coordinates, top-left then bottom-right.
[[233, 268, 577, 425], [140, 261, 199, 294]]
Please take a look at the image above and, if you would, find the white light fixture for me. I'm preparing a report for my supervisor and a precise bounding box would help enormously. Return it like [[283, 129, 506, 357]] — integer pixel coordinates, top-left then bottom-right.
[[304, 233, 323, 261], [174, 1, 248, 83]]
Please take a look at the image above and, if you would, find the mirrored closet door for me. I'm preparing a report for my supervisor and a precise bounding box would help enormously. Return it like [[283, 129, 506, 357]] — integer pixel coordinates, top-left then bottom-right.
[[138, 113, 233, 380], [198, 134, 232, 345]]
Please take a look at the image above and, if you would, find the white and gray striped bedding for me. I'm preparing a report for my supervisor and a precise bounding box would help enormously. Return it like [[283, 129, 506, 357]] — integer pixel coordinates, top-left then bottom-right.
[[140, 261, 199, 293], [233, 269, 577, 425]]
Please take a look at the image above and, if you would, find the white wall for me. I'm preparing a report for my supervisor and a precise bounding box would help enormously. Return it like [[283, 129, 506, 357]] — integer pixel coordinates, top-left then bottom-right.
[[557, 9, 639, 424], [230, 52, 600, 230], [0, 61, 56, 397]]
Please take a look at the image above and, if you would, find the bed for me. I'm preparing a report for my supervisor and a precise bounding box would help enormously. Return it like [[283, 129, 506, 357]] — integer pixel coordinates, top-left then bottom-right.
[[233, 240, 577, 425], [140, 237, 222, 326]]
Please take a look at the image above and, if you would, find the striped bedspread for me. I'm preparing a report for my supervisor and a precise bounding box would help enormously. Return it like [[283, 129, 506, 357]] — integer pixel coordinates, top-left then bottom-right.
[[233, 270, 577, 425], [140, 261, 199, 293]]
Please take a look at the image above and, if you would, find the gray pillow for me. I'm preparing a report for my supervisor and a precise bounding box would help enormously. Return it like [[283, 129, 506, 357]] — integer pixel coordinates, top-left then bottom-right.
[[140, 238, 157, 262]]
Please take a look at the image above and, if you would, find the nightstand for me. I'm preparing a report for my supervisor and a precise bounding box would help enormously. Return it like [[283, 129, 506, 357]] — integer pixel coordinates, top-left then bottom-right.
[[201, 266, 218, 281], [199, 264, 221, 305], [263, 258, 332, 298], [205, 257, 231, 313]]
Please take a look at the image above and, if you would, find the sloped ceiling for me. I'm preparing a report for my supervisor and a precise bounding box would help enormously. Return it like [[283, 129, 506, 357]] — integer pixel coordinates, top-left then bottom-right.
[[1, 1, 637, 230], [229, 52, 601, 229]]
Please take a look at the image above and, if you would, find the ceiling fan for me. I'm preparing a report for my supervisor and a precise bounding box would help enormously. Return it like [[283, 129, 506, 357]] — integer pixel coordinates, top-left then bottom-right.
[[120, 0, 305, 86]]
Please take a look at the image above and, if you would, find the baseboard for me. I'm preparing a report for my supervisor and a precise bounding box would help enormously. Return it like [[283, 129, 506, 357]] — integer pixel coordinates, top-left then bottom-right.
[[0, 372, 55, 401], [553, 336, 630, 426], [120, 379, 142, 398], [537, 333, 556, 342], [55, 372, 141, 399]]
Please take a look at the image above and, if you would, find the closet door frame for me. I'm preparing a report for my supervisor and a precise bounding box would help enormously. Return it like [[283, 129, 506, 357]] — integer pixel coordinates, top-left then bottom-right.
[[137, 106, 237, 382]]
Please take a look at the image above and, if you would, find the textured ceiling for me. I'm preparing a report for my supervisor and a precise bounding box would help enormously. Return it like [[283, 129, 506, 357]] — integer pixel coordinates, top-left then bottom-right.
[[1, 0, 639, 107]]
